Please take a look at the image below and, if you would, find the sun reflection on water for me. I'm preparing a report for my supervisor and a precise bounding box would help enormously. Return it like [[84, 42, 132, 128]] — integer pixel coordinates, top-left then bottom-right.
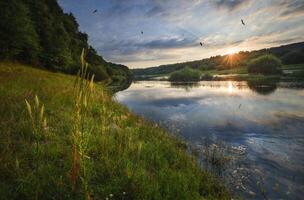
[[228, 81, 234, 93]]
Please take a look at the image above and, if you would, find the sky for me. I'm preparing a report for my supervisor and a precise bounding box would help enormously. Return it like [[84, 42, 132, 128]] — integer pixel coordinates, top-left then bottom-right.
[[58, 0, 304, 69]]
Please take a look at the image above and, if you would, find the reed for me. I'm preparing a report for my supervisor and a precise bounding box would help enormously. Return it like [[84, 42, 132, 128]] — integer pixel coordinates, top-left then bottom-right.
[[70, 49, 95, 199], [24, 95, 48, 199]]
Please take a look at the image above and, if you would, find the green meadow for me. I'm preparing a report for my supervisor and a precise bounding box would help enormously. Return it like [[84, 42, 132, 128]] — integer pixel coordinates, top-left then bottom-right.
[[0, 62, 229, 200]]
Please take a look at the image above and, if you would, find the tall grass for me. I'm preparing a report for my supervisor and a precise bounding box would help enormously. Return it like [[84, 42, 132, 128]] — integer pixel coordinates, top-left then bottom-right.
[[70, 49, 95, 198], [25, 95, 48, 153], [24, 95, 48, 199]]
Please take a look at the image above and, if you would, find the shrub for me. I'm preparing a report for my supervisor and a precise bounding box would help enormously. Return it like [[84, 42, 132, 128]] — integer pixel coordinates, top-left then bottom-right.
[[169, 67, 200, 82], [248, 55, 282, 75]]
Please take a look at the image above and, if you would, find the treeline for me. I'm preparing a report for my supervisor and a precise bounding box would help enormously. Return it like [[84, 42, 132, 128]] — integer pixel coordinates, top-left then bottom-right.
[[0, 0, 131, 83], [133, 42, 304, 76]]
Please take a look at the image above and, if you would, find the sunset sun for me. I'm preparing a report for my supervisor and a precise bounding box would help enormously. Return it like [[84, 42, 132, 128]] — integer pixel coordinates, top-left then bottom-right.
[[226, 48, 237, 55]]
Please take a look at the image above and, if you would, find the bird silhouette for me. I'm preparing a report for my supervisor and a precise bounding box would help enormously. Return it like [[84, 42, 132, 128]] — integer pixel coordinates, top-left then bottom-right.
[[200, 42, 203, 46], [93, 9, 98, 13], [141, 31, 144, 35], [241, 19, 245, 26]]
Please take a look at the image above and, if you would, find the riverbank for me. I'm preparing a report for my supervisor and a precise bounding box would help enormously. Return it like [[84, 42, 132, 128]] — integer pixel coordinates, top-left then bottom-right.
[[133, 64, 304, 82], [0, 62, 229, 200]]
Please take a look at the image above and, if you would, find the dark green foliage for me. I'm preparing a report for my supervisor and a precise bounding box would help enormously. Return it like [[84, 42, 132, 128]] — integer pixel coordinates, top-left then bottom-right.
[[248, 55, 282, 75], [282, 51, 304, 65], [0, 0, 131, 82], [0, 0, 40, 63], [169, 67, 201, 82]]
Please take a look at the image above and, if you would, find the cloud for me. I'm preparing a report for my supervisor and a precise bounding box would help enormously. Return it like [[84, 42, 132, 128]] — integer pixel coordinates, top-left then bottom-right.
[[96, 37, 195, 57], [213, 0, 250, 10], [58, 0, 304, 68], [142, 38, 195, 49], [145, 5, 165, 17], [280, 1, 304, 17]]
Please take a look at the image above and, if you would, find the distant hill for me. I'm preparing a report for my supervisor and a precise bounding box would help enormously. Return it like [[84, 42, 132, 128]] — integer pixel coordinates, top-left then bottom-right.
[[133, 42, 304, 76], [0, 0, 131, 84]]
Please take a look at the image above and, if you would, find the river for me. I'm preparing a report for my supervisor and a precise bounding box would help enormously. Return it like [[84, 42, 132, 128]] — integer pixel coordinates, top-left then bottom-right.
[[115, 80, 304, 199]]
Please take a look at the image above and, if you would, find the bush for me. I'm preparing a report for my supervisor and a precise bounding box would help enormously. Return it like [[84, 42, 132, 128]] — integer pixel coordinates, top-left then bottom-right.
[[248, 55, 282, 75], [282, 51, 304, 65], [169, 67, 200, 82]]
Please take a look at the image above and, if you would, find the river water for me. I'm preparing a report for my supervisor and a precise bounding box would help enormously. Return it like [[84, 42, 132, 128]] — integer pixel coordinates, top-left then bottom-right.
[[115, 81, 304, 199]]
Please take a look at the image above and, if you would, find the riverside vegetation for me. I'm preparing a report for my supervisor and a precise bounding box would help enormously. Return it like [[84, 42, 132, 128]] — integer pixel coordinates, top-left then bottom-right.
[[0, 56, 230, 199], [168, 55, 284, 82], [168, 67, 201, 82], [133, 42, 304, 82]]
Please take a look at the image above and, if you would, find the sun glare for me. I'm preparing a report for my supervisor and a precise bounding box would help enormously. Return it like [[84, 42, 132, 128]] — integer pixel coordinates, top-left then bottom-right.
[[222, 48, 241, 67], [227, 48, 237, 55]]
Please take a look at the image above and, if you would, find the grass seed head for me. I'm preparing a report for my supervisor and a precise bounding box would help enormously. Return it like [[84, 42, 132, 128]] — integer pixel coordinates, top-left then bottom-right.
[[25, 99, 32, 117], [35, 95, 39, 108]]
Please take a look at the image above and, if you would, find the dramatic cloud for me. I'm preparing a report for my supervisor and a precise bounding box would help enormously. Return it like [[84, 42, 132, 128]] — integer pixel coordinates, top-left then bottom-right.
[[58, 0, 304, 68]]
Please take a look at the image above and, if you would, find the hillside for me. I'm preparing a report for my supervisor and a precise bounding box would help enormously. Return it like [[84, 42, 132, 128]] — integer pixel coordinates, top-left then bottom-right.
[[0, 62, 229, 200], [133, 42, 304, 77], [0, 0, 131, 84]]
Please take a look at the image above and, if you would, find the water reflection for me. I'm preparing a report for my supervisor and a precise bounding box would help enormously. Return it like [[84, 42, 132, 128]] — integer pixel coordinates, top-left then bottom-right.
[[247, 79, 279, 95], [170, 80, 279, 95], [115, 81, 304, 200], [170, 82, 200, 91]]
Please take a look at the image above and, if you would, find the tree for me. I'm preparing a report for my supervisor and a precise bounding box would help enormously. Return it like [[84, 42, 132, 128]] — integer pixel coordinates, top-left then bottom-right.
[[248, 55, 282, 75], [0, 0, 40, 63], [0, 0, 131, 83]]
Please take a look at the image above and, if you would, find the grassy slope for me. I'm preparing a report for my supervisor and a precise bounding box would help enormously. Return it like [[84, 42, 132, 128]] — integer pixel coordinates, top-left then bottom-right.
[[0, 62, 229, 200]]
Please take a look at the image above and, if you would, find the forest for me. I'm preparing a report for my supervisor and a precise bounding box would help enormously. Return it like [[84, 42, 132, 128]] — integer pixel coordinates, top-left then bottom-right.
[[0, 0, 131, 84]]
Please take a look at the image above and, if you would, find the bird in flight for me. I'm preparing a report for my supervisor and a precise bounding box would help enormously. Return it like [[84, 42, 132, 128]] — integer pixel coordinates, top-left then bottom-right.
[[200, 42, 203, 46], [241, 19, 245, 26], [141, 31, 144, 35], [93, 9, 98, 13]]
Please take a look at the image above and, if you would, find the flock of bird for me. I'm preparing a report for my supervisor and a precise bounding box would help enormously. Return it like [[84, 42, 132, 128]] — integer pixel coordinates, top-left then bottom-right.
[[91, 9, 246, 48]]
